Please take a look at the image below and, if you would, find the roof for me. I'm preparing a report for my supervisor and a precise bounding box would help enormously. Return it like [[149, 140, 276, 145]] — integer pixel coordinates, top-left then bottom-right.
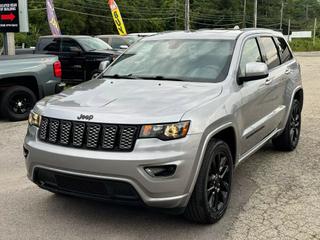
[[143, 28, 282, 41], [96, 35, 133, 38], [39, 35, 94, 39]]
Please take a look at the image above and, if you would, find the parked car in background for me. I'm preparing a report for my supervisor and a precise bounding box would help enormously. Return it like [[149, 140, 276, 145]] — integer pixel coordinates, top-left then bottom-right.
[[15, 47, 36, 55], [35, 36, 120, 84], [96, 35, 140, 51], [0, 54, 64, 121], [24, 29, 303, 224]]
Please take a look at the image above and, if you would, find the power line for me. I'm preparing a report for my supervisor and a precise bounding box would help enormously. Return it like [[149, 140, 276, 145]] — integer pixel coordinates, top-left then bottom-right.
[[50, 7, 177, 21]]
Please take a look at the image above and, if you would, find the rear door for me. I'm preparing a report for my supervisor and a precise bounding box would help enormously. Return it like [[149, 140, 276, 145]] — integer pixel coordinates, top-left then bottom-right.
[[273, 37, 298, 111], [258, 37, 288, 131], [60, 38, 85, 81]]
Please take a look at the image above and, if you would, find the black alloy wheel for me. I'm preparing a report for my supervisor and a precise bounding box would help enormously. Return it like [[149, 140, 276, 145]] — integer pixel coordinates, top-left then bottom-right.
[[0, 86, 37, 121], [273, 99, 302, 151], [289, 101, 301, 147], [206, 152, 232, 214], [8, 92, 34, 115], [184, 139, 233, 224]]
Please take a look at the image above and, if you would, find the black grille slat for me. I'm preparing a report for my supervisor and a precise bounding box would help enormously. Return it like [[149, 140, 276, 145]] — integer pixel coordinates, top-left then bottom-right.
[[60, 121, 72, 145], [39, 117, 49, 140], [86, 124, 101, 148], [119, 127, 137, 150], [48, 120, 60, 143], [38, 117, 138, 152], [73, 123, 86, 147], [102, 125, 118, 149]]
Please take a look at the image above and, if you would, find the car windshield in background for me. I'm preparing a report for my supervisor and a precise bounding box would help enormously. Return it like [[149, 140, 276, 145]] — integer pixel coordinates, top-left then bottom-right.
[[125, 36, 140, 45], [104, 39, 235, 83], [77, 37, 112, 51]]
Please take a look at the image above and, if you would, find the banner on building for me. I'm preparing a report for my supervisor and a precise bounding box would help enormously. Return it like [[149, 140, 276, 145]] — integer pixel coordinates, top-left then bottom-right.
[[108, 0, 127, 36], [46, 0, 61, 36]]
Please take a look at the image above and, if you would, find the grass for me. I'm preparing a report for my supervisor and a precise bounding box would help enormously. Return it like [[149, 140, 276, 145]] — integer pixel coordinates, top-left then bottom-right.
[[290, 38, 320, 52]]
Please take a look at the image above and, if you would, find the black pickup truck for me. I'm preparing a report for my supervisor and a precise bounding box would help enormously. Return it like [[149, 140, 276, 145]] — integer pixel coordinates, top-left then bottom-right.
[[35, 36, 120, 84]]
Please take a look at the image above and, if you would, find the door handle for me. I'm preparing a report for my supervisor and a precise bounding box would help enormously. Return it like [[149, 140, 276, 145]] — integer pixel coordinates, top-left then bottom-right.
[[285, 69, 291, 75], [265, 79, 273, 85]]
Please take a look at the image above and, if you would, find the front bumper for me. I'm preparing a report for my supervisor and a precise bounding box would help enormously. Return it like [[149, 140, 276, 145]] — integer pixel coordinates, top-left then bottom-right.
[[24, 125, 202, 208]]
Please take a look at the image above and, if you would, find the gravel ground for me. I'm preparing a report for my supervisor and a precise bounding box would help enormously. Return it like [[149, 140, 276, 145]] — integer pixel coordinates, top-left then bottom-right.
[[0, 55, 319, 240]]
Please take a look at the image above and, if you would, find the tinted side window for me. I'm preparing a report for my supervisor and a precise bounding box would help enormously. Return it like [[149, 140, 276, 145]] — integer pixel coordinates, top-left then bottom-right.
[[99, 37, 110, 45], [239, 38, 262, 77], [38, 38, 61, 52], [260, 37, 281, 69], [62, 39, 81, 52], [110, 37, 127, 49], [274, 37, 292, 63]]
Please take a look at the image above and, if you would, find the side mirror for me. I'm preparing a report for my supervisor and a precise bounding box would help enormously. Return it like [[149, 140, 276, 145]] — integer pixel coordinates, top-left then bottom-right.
[[119, 45, 129, 50], [99, 60, 111, 72], [238, 62, 269, 83], [69, 46, 82, 54]]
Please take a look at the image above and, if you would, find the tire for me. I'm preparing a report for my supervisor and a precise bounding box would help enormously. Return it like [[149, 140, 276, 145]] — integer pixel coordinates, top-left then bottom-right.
[[0, 86, 37, 121], [184, 139, 233, 224], [272, 99, 301, 151], [90, 70, 101, 80]]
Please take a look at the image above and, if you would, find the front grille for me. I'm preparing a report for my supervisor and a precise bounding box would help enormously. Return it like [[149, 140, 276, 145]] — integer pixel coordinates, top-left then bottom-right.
[[34, 168, 141, 203], [39, 117, 139, 152]]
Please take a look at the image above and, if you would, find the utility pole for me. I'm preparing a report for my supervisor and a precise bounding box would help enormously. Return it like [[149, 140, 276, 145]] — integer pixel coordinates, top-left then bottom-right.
[[174, 0, 177, 30], [243, 0, 247, 28], [280, 1, 284, 31], [253, 0, 257, 28], [287, 18, 291, 42], [185, 0, 190, 31], [3, 33, 15, 56], [313, 18, 317, 46]]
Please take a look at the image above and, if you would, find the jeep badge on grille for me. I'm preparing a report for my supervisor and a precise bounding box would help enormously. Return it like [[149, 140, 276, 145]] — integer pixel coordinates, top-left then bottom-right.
[[77, 114, 94, 121]]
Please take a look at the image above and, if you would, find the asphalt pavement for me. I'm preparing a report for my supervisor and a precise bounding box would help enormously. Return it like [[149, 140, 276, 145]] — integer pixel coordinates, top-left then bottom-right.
[[0, 54, 319, 240]]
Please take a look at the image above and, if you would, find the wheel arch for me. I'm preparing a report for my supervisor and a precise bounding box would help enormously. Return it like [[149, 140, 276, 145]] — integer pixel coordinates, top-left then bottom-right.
[[0, 76, 40, 99], [294, 88, 304, 109], [184, 122, 238, 207], [210, 127, 237, 165]]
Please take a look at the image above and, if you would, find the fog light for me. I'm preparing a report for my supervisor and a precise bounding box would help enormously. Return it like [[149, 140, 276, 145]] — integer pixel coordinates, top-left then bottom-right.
[[144, 165, 177, 177]]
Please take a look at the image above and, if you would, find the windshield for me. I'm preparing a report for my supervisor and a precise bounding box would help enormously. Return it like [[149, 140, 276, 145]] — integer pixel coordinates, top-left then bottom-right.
[[77, 37, 112, 51], [104, 39, 235, 83]]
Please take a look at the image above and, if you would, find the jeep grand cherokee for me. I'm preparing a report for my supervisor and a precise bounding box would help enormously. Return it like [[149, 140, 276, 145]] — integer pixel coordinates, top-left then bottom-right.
[[24, 29, 303, 224]]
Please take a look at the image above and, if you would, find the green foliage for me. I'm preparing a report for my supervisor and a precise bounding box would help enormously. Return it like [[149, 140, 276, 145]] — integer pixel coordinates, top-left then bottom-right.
[[290, 38, 320, 51], [1, 0, 320, 49]]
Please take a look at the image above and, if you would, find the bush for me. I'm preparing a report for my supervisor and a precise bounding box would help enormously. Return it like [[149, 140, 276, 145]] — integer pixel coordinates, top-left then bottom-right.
[[290, 38, 320, 52]]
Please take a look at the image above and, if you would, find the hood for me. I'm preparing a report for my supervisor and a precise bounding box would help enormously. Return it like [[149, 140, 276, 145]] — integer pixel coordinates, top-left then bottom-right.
[[35, 79, 222, 124]]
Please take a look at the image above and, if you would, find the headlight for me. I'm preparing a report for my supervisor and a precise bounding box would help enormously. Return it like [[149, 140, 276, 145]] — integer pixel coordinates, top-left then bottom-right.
[[28, 112, 41, 127], [140, 121, 190, 140]]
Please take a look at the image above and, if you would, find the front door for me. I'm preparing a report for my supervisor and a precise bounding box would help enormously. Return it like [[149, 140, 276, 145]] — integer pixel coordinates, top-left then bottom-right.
[[238, 37, 276, 155], [59, 38, 85, 81]]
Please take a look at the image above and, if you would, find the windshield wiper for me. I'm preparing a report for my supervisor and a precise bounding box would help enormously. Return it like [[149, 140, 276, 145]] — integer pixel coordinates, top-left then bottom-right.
[[103, 74, 139, 79], [138, 75, 186, 82], [103, 74, 187, 81]]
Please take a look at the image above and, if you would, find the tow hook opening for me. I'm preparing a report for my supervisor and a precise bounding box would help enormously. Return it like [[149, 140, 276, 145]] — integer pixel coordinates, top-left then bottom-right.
[[144, 165, 177, 177]]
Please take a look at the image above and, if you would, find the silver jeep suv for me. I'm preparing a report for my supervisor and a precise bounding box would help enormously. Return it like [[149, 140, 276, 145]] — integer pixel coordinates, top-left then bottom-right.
[[24, 29, 303, 224]]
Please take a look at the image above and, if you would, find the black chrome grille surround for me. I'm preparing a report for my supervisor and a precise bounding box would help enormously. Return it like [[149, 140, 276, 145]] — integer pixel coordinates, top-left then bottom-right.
[[39, 117, 139, 152]]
